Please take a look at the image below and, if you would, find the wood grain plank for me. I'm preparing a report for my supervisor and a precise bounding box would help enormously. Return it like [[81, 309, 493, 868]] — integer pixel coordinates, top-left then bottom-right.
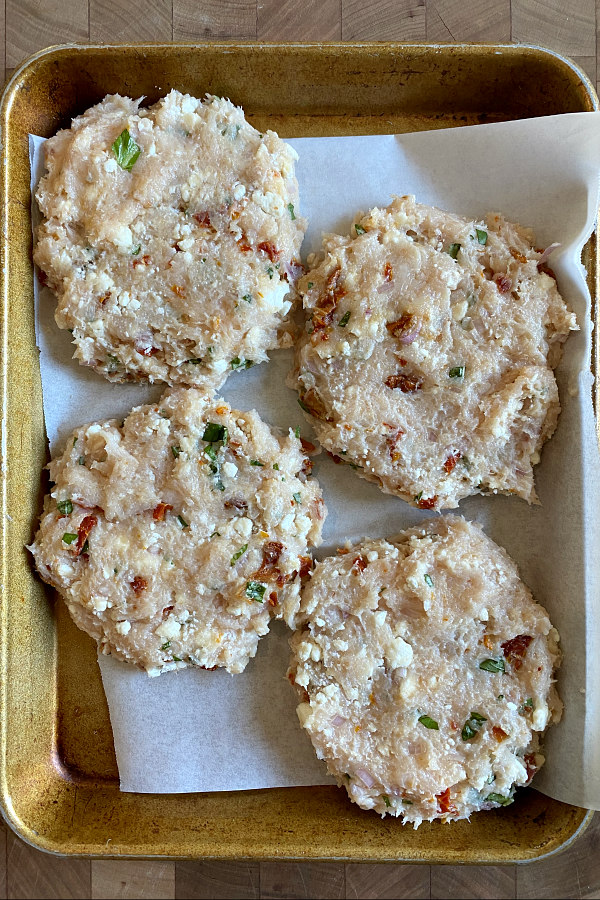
[[92, 861, 175, 899], [90, 0, 172, 42], [6, 830, 91, 900], [512, 0, 596, 57], [341, 0, 426, 40], [6, 0, 88, 68], [257, 0, 341, 40], [175, 861, 259, 899], [517, 812, 600, 900], [426, 0, 510, 40], [173, 0, 257, 40], [259, 862, 344, 899], [345, 863, 430, 899], [431, 865, 515, 899]]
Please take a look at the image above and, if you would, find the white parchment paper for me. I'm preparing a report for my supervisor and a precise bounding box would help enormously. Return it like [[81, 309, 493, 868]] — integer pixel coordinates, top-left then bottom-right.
[[30, 112, 600, 806]]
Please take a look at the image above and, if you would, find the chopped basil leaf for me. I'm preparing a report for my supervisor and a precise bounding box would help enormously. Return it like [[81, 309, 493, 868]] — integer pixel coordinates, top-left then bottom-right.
[[424, 574, 434, 587], [519, 697, 534, 714], [242, 294, 252, 303], [230, 544, 248, 565], [355, 224, 366, 235], [267, 266, 274, 279], [81, 539, 89, 554], [107, 354, 120, 372], [204, 445, 218, 464], [177, 515, 189, 528], [497, 694, 504, 701], [203, 423, 228, 444], [231, 357, 253, 370], [210, 531, 221, 538], [215, 480, 225, 492], [250, 460, 264, 466], [475, 228, 488, 245], [288, 203, 296, 220], [111, 129, 141, 171], [246, 581, 266, 602], [298, 398, 311, 414], [187, 358, 203, 365], [78, 456, 85, 466], [160, 641, 171, 651], [479, 658, 505, 674], [418, 714, 439, 730], [171, 445, 182, 458], [381, 794, 391, 808], [447, 243, 461, 259], [293, 492, 302, 504], [62, 532, 77, 545], [485, 792, 512, 806], [461, 711, 487, 741], [132, 244, 141, 255], [402, 799, 413, 805], [414, 491, 423, 502], [57, 499, 73, 515], [294, 426, 301, 439], [172, 655, 182, 662], [339, 311, 351, 327], [273, 463, 279, 470], [73, 437, 78, 447], [307, 282, 314, 289], [449, 366, 465, 379]]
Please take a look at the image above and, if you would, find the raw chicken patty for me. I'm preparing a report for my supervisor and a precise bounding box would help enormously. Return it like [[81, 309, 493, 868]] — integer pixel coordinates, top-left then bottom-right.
[[289, 516, 561, 825], [30, 388, 326, 675], [34, 90, 305, 389], [291, 195, 577, 509]]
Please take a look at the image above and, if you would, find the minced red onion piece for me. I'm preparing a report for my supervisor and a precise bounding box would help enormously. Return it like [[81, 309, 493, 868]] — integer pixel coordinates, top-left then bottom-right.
[[331, 714, 347, 727], [397, 320, 422, 345], [286, 261, 305, 283], [537, 242, 560, 266], [356, 767, 376, 788], [377, 281, 394, 294]]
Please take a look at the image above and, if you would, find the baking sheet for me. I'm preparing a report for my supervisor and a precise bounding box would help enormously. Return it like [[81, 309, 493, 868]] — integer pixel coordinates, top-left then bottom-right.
[[30, 111, 600, 807]]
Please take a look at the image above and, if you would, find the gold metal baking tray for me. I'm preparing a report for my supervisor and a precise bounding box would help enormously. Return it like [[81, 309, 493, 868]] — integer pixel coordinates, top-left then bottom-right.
[[0, 42, 595, 861]]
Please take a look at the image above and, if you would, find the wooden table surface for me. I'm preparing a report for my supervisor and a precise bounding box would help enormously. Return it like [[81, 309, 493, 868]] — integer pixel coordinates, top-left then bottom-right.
[[1, 1, 599, 898]]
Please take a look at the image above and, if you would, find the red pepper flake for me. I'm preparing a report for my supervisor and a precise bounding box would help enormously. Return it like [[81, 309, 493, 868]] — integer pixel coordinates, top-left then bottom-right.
[[153, 502, 173, 521], [299, 556, 313, 578], [436, 788, 457, 815], [385, 373, 423, 392], [268, 591, 278, 607], [399, 358, 407, 366], [524, 753, 538, 782], [257, 241, 280, 262], [501, 634, 533, 670], [383, 262, 393, 281], [193, 211, 211, 228], [239, 242, 252, 252], [417, 495, 437, 510], [492, 726, 509, 742], [443, 452, 462, 474], [450, 721, 458, 731], [510, 248, 528, 264], [494, 274, 512, 293], [352, 555, 367, 574], [76, 515, 97, 556], [172, 285, 186, 297], [130, 575, 148, 595], [132, 255, 151, 268]]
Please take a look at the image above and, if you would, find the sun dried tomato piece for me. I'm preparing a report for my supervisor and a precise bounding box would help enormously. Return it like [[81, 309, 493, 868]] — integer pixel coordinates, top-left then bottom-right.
[[510, 248, 528, 263], [352, 556, 367, 574], [492, 726, 509, 742], [311, 266, 346, 334], [494, 274, 512, 293], [257, 241, 280, 261], [483, 634, 493, 651], [417, 495, 437, 510], [299, 389, 333, 422], [132, 255, 151, 268], [239, 242, 252, 252], [501, 634, 533, 670], [193, 211, 212, 227], [443, 452, 462, 474], [385, 373, 423, 392], [300, 438, 316, 454], [224, 497, 248, 512], [387, 429, 405, 463], [436, 788, 457, 815], [383, 262, 393, 281], [386, 314, 420, 340], [299, 556, 313, 579], [268, 591, 278, 607], [263, 541, 284, 568], [524, 753, 538, 782], [153, 502, 173, 521], [76, 515, 97, 556], [130, 575, 148, 595], [301, 457, 313, 477], [171, 285, 186, 297], [98, 291, 112, 303]]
